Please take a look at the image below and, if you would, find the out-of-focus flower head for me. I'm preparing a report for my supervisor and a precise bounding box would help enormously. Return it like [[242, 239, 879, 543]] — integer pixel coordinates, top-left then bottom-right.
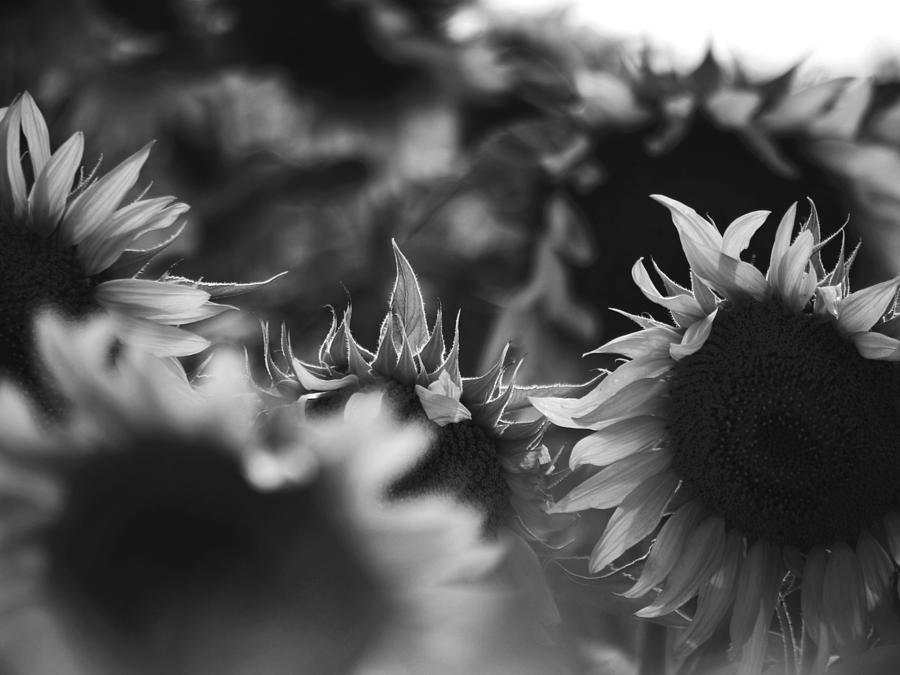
[[533, 196, 900, 674], [0, 311, 572, 674], [0, 92, 271, 408], [264, 241, 591, 545]]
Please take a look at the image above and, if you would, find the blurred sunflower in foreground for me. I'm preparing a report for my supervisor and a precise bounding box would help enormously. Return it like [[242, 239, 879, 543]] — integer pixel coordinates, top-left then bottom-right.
[[0, 312, 570, 674], [534, 196, 900, 674], [264, 241, 589, 546], [0, 92, 264, 408]]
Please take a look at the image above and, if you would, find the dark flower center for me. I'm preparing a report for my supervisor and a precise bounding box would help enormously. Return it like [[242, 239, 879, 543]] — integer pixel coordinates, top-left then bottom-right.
[[382, 381, 513, 533], [668, 298, 900, 549], [0, 225, 96, 401], [43, 437, 383, 672]]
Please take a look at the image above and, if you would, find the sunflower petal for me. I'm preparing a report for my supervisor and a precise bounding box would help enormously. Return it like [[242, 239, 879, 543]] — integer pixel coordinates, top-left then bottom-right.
[[823, 542, 867, 656], [94, 279, 215, 324], [675, 530, 742, 654], [390, 240, 429, 354], [574, 376, 668, 428], [851, 331, 900, 361], [670, 310, 716, 360], [588, 471, 678, 573], [802, 546, 828, 644], [60, 142, 153, 246], [680, 236, 768, 302], [767, 202, 797, 281], [838, 276, 900, 334], [857, 531, 894, 612], [29, 132, 85, 236], [623, 500, 704, 598], [775, 229, 815, 311], [570, 415, 666, 469], [115, 315, 210, 357], [729, 538, 782, 649], [635, 515, 726, 618], [651, 194, 722, 250], [550, 450, 672, 513], [587, 325, 681, 359], [0, 100, 27, 222], [721, 210, 770, 258], [19, 92, 51, 179]]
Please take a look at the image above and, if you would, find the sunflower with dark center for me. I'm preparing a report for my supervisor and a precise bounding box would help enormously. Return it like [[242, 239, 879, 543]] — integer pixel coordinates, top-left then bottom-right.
[[532, 196, 900, 673], [264, 241, 585, 543], [0, 313, 544, 674], [0, 92, 272, 410]]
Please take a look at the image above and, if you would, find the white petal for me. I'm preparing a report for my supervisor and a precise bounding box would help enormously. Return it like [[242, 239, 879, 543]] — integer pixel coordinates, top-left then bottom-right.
[[115, 315, 210, 357], [851, 331, 900, 361], [670, 310, 716, 360], [19, 92, 50, 179], [675, 530, 742, 654], [575, 376, 668, 429], [550, 449, 672, 513], [823, 542, 867, 656], [588, 471, 679, 573], [80, 198, 187, 275], [415, 384, 472, 426], [569, 415, 666, 468], [758, 79, 848, 131], [704, 89, 762, 128], [838, 276, 900, 334], [767, 202, 797, 282], [29, 132, 84, 237], [60, 142, 153, 246], [814, 284, 842, 318], [586, 325, 681, 359], [292, 358, 358, 392], [650, 194, 722, 250], [681, 236, 768, 302], [635, 515, 726, 618], [775, 229, 815, 311], [631, 258, 705, 321], [721, 210, 770, 258], [729, 538, 781, 648], [802, 547, 828, 644], [857, 531, 894, 612], [623, 500, 704, 598], [94, 279, 212, 324], [0, 100, 27, 221], [808, 79, 872, 139]]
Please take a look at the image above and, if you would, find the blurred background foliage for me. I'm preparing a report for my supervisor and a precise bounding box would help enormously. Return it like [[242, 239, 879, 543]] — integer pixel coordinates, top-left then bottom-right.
[[8, 1, 900, 673]]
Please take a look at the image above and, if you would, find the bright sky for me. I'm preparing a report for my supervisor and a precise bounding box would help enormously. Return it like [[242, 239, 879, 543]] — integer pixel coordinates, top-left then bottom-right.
[[482, 0, 900, 77]]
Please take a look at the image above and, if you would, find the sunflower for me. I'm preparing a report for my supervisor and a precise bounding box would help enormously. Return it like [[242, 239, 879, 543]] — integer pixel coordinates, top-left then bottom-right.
[[532, 196, 900, 673], [264, 240, 586, 544], [0, 311, 568, 675], [0, 92, 265, 407]]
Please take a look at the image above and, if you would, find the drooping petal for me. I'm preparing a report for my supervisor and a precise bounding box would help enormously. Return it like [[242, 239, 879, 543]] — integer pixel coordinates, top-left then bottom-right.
[[550, 449, 672, 513], [59, 142, 153, 246], [729, 538, 782, 649], [823, 542, 868, 656], [115, 315, 210, 357], [837, 276, 900, 334], [802, 547, 828, 645], [623, 500, 704, 598], [856, 531, 894, 612], [291, 358, 358, 392], [569, 415, 666, 469], [635, 515, 726, 618], [574, 376, 668, 428], [675, 530, 742, 654], [29, 132, 84, 237], [588, 471, 679, 573]]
